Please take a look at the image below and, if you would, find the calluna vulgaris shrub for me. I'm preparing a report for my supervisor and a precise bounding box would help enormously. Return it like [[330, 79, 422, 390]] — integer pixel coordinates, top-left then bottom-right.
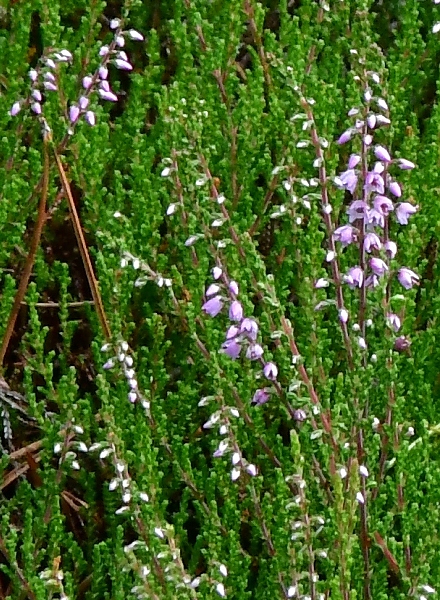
[[3, 0, 440, 598]]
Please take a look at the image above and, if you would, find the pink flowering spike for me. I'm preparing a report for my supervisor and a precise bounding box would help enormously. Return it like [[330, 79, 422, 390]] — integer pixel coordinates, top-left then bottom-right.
[[202, 295, 223, 317], [364, 232, 381, 253], [397, 158, 415, 170], [69, 105, 80, 123], [396, 202, 417, 225], [128, 29, 144, 41], [252, 389, 270, 405], [240, 318, 258, 341], [115, 59, 133, 71], [31, 102, 42, 115], [344, 266, 363, 289], [229, 300, 243, 321], [339, 169, 358, 194], [333, 225, 356, 246], [384, 240, 397, 259], [229, 281, 239, 295], [348, 154, 361, 169], [222, 339, 242, 359], [387, 313, 401, 332], [374, 145, 392, 163], [370, 257, 388, 276], [9, 101, 21, 116], [388, 180, 402, 197], [82, 75, 93, 89], [337, 128, 353, 144], [246, 344, 264, 361], [98, 89, 118, 102], [85, 110, 96, 126], [347, 200, 368, 223], [373, 195, 394, 216], [226, 325, 239, 340], [263, 362, 278, 380], [398, 268, 419, 290]]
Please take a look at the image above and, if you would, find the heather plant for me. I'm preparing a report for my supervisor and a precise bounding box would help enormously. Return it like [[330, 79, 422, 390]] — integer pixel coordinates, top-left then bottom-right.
[[2, 0, 440, 599]]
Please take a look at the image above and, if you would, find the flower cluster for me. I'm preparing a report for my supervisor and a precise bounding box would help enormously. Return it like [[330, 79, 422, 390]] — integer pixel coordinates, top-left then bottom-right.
[[202, 266, 278, 404], [102, 340, 149, 408], [9, 19, 143, 129]]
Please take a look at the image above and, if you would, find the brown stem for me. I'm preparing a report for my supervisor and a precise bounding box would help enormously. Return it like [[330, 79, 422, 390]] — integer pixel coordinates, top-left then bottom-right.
[[0, 137, 50, 369], [52, 149, 112, 341]]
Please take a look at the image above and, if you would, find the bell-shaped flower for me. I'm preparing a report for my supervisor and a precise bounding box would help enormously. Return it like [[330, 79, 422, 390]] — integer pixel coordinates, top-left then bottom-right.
[[348, 154, 361, 169], [388, 180, 402, 197], [364, 171, 385, 195], [229, 300, 243, 321], [398, 268, 419, 290], [374, 145, 392, 163], [370, 257, 388, 276], [347, 200, 368, 223], [395, 202, 417, 225], [263, 362, 278, 380], [364, 232, 381, 253], [373, 195, 394, 216], [240, 318, 258, 341], [339, 169, 358, 195], [384, 240, 397, 259], [202, 295, 223, 317], [246, 344, 264, 361], [222, 339, 242, 359], [386, 313, 401, 332], [252, 389, 270, 405], [344, 266, 363, 289], [333, 224, 357, 246]]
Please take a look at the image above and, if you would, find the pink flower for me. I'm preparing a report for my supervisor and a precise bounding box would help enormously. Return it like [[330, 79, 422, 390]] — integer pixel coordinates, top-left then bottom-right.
[[246, 344, 264, 361], [374, 145, 392, 163], [252, 389, 270, 405], [240, 318, 258, 341], [386, 313, 401, 332], [388, 180, 402, 197], [263, 362, 278, 380], [397, 158, 415, 170], [333, 225, 357, 246], [347, 200, 368, 223], [373, 195, 394, 216], [339, 169, 358, 195], [69, 105, 80, 123], [337, 128, 354, 144], [398, 268, 419, 290], [364, 171, 385, 194], [395, 202, 417, 225], [229, 300, 243, 321], [384, 240, 397, 259], [348, 154, 361, 169], [222, 339, 242, 359], [364, 232, 381, 253], [344, 266, 363, 289], [9, 102, 21, 116], [202, 296, 223, 317], [370, 257, 388, 276]]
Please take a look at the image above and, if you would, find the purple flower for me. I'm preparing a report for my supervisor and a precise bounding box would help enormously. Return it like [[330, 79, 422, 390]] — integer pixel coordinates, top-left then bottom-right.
[[222, 339, 242, 359], [398, 268, 419, 290], [394, 336, 411, 352], [363, 134, 373, 146], [386, 313, 401, 332], [388, 180, 402, 197], [370, 257, 388, 276], [364, 171, 385, 194], [99, 45, 110, 57], [364, 232, 381, 252], [85, 111, 96, 126], [202, 295, 223, 317], [229, 300, 243, 321], [99, 65, 108, 80], [115, 58, 133, 71], [229, 281, 239, 295], [99, 89, 118, 102], [9, 102, 21, 116], [315, 278, 329, 289], [373, 195, 394, 216], [344, 266, 363, 289], [69, 105, 80, 123], [397, 158, 415, 170], [32, 89, 42, 102], [347, 200, 368, 223], [337, 128, 353, 144], [226, 325, 239, 339], [384, 240, 397, 259], [252, 389, 270, 405], [246, 344, 264, 361], [333, 225, 356, 246], [339, 308, 349, 323], [365, 274, 379, 288], [31, 102, 42, 115], [240, 318, 258, 341], [367, 208, 385, 229], [263, 362, 278, 380], [83, 75, 93, 89], [43, 81, 57, 92], [206, 284, 220, 297], [348, 154, 361, 169], [212, 267, 222, 280], [29, 69, 38, 82], [395, 202, 417, 225], [79, 96, 89, 110], [367, 114, 376, 129], [339, 169, 358, 194], [374, 145, 392, 163]]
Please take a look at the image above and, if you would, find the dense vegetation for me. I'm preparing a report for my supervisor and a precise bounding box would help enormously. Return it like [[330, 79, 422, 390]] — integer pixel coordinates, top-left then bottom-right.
[[0, 0, 440, 598]]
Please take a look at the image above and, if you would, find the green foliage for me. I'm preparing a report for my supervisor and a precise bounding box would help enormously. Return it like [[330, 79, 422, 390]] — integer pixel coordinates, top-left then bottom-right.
[[0, 1, 439, 599]]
